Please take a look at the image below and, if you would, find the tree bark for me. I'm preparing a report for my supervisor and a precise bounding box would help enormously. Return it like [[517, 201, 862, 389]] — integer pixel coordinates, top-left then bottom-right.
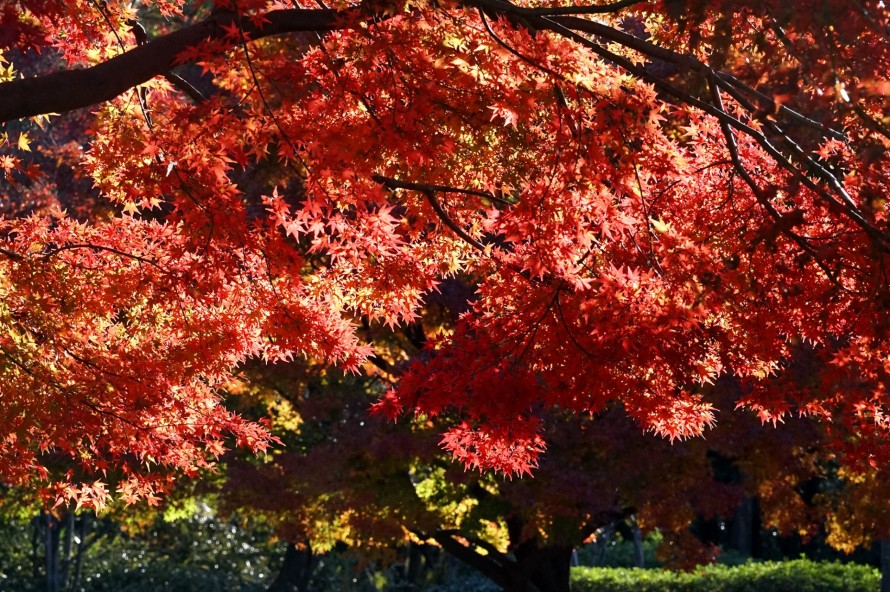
[[71, 514, 88, 592], [0, 8, 347, 123], [590, 523, 614, 567], [59, 512, 74, 591], [729, 496, 754, 557], [514, 543, 573, 592], [405, 541, 427, 584], [267, 543, 315, 592], [630, 519, 644, 568], [43, 512, 60, 592], [432, 531, 573, 592], [881, 540, 890, 592], [432, 531, 526, 591]]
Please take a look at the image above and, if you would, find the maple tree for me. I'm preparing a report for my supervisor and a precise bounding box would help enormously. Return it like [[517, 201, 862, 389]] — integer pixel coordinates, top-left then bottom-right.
[[223, 349, 890, 592], [0, 0, 888, 509]]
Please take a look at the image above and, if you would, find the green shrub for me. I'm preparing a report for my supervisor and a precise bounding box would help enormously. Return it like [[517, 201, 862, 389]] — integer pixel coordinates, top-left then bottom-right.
[[571, 559, 880, 592]]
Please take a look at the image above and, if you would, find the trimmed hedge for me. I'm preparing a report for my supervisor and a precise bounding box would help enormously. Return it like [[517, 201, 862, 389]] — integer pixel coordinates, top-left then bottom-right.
[[571, 559, 881, 592]]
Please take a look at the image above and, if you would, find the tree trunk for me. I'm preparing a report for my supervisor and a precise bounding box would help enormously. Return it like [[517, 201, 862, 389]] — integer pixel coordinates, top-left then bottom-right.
[[728, 497, 763, 558], [514, 544, 573, 592], [630, 519, 644, 568], [433, 531, 573, 592], [71, 514, 88, 592], [729, 497, 752, 556], [405, 541, 426, 584], [59, 512, 74, 590], [44, 512, 59, 592], [881, 540, 890, 592], [267, 543, 315, 592], [590, 524, 614, 567]]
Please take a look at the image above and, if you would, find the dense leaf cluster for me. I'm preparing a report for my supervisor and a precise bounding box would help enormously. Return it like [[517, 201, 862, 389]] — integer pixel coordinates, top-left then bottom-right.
[[0, 0, 887, 507]]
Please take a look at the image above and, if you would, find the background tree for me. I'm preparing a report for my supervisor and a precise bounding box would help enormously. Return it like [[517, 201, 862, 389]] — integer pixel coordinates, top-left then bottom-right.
[[220, 302, 855, 592], [222, 361, 736, 592], [221, 313, 890, 592]]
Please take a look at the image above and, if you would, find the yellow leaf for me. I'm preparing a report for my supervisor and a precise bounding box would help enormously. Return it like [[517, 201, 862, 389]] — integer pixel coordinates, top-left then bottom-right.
[[17, 132, 31, 152], [30, 113, 57, 129], [650, 217, 670, 234]]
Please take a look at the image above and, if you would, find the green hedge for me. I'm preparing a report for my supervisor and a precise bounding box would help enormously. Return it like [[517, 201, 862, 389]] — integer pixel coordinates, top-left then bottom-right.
[[571, 559, 881, 592]]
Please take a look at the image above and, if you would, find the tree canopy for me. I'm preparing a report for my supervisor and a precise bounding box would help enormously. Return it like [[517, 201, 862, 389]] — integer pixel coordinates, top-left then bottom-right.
[[0, 0, 887, 507]]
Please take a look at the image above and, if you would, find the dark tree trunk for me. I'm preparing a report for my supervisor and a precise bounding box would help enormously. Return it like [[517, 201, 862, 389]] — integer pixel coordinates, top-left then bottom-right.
[[630, 519, 644, 568], [71, 514, 88, 592], [433, 531, 573, 592], [405, 542, 426, 584], [59, 513, 74, 590], [590, 523, 614, 567], [881, 540, 890, 592], [268, 543, 315, 592], [44, 512, 59, 592], [729, 496, 753, 556], [514, 543, 573, 592], [729, 496, 762, 557]]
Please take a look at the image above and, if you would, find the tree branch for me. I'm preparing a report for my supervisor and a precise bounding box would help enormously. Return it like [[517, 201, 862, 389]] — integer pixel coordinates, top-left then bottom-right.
[[706, 78, 847, 289], [519, 0, 644, 16], [163, 72, 209, 104], [372, 175, 491, 251], [372, 174, 508, 204], [465, 2, 890, 252], [428, 531, 516, 590], [0, 247, 24, 261], [0, 8, 352, 122]]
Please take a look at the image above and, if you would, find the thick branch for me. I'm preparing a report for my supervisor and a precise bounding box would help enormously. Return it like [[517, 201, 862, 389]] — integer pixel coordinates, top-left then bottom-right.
[[429, 531, 516, 590], [521, 0, 644, 16], [0, 247, 24, 261], [0, 8, 349, 122]]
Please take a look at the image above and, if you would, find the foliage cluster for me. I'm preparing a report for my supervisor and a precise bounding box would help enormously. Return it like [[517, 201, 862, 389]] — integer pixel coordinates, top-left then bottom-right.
[[0, 0, 888, 509], [571, 560, 881, 592]]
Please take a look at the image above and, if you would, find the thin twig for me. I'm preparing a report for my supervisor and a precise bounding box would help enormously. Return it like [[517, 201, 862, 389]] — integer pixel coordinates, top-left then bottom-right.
[[40, 243, 165, 270]]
